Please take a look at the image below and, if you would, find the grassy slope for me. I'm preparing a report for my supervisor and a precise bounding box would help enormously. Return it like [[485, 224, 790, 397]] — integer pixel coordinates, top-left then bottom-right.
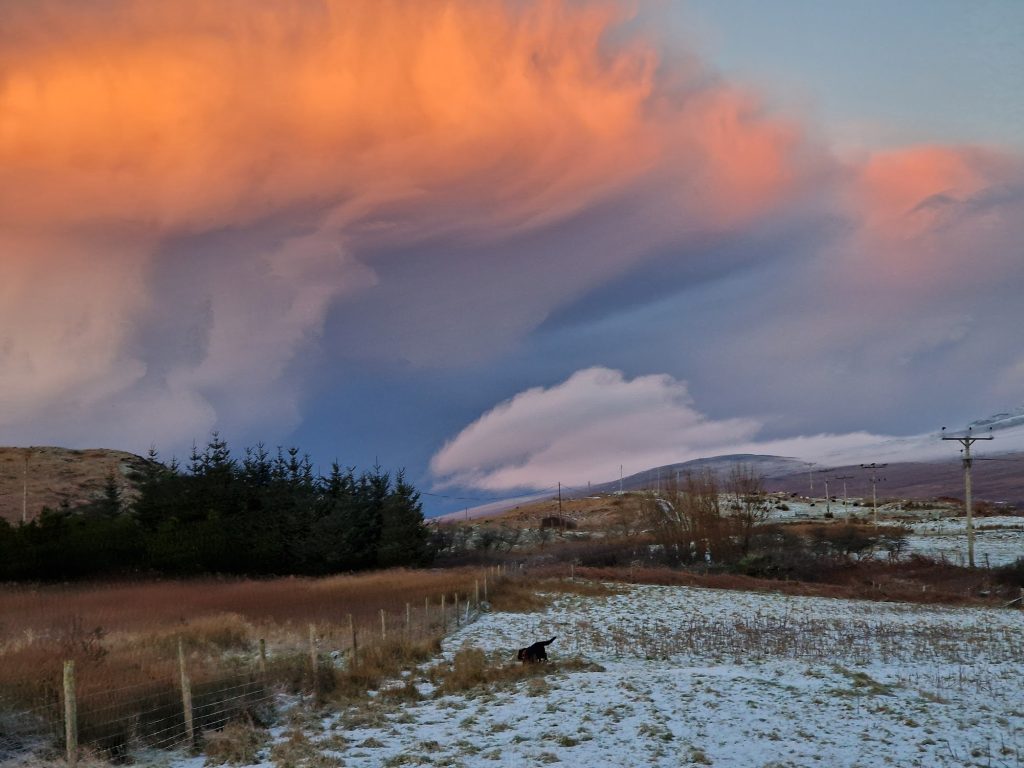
[[0, 446, 149, 524]]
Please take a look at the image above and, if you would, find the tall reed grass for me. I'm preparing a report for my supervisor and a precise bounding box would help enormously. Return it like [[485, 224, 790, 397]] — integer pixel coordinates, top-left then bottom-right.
[[0, 567, 504, 759]]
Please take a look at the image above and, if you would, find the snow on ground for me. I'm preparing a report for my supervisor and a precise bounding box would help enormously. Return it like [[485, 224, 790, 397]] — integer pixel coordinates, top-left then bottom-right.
[[173, 583, 1023, 768], [904, 517, 1024, 568], [770, 501, 1024, 567]]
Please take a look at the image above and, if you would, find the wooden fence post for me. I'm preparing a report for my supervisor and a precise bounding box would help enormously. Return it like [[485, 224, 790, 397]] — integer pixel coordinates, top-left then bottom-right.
[[440, 594, 446, 631], [308, 624, 318, 696], [424, 597, 430, 631], [348, 614, 358, 666], [258, 638, 267, 679], [474, 580, 480, 608], [454, 593, 460, 627], [483, 575, 488, 602], [178, 640, 194, 749], [380, 609, 387, 641], [63, 660, 77, 766], [405, 603, 411, 637]]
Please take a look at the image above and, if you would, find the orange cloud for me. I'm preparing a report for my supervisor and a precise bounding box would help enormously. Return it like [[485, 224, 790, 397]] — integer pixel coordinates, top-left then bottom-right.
[[0, 0, 805, 237], [855, 145, 989, 238], [0, 0, 813, 447]]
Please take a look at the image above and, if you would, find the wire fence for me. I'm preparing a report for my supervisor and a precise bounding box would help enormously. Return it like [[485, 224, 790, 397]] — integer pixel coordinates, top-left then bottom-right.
[[0, 565, 508, 766]]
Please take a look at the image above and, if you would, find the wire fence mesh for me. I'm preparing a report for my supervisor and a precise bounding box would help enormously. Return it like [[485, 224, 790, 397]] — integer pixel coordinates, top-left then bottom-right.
[[0, 565, 509, 766]]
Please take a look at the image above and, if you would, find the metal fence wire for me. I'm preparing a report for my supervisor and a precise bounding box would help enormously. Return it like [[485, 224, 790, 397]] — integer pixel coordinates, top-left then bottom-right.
[[1, 671, 270, 765], [0, 566, 507, 766]]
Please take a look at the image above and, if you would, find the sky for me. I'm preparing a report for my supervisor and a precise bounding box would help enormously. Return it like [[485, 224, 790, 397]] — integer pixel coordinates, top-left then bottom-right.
[[1, 0, 1022, 515]]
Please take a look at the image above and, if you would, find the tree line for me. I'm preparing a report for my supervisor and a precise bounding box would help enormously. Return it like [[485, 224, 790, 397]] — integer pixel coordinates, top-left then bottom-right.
[[0, 434, 432, 580]]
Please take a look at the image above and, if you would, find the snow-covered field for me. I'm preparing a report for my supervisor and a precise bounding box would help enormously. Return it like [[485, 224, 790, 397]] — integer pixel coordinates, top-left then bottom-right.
[[174, 583, 1023, 768], [904, 516, 1024, 568], [771, 501, 1024, 567]]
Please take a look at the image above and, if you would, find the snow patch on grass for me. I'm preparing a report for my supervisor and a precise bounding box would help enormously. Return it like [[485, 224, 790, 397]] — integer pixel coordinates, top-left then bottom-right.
[[185, 584, 1024, 768]]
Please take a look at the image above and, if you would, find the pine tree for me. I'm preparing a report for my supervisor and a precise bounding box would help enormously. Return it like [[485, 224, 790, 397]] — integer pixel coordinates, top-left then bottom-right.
[[377, 470, 431, 568]]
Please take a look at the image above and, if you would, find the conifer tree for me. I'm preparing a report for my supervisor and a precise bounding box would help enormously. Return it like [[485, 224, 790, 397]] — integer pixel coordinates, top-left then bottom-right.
[[377, 470, 432, 568]]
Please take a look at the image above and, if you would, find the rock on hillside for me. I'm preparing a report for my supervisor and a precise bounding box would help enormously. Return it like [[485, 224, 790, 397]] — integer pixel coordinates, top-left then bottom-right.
[[0, 447, 151, 524]]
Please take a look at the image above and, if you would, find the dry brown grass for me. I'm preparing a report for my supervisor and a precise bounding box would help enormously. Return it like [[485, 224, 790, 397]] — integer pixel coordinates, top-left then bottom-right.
[[488, 577, 619, 613], [331, 635, 441, 699], [479, 492, 645, 533], [427, 646, 543, 695], [563, 560, 1014, 606], [0, 566, 510, 759], [425, 644, 604, 697], [201, 719, 266, 766]]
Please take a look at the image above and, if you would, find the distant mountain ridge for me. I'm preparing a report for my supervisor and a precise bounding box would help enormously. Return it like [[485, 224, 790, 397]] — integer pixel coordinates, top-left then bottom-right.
[[448, 407, 1024, 520], [591, 454, 810, 494]]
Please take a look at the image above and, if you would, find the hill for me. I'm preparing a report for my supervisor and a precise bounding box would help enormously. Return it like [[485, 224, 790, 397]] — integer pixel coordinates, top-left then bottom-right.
[[0, 447, 150, 524], [591, 454, 811, 494], [762, 453, 1024, 508]]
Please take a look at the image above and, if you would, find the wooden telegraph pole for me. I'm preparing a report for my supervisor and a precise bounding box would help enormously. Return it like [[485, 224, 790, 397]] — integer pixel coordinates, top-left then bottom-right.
[[833, 475, 854, 521], [941, 427, 994, 568], [859, 464, 887, 526]]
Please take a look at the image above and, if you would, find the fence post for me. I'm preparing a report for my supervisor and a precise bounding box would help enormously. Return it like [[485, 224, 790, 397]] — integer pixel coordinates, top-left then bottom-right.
[[424, 597, 430, 631], [405, 603, 411, 637], [348, 614, 358, 666], [380, 609, 387, 641], [258, 638, 267, 679], [483, 575, 488, 603], [440, 594, 446, 631], [63, 660, 77, 767], [308, 624, 318, 697], [474, 580, 480, 608], [178, 640, 194, 749], [454, 593, 460, 627]]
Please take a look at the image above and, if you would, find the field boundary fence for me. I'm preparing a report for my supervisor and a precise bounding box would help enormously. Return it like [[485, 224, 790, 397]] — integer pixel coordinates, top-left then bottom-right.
[[0, 565, 510, 766]]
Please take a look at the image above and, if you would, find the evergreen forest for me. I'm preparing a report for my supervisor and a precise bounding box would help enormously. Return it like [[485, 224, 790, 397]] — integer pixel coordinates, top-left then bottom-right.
[[0, 434, 432, 580]]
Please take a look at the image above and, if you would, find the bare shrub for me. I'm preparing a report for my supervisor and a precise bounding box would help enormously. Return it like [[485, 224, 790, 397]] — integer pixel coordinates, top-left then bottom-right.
[[995, 557, 1024, 587], [725, 464, 772, 556], [641, 470, 732, 565]]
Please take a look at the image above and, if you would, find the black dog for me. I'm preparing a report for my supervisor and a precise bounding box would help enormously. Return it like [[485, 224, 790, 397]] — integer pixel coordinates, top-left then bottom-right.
[[517, 636, 556, 663]]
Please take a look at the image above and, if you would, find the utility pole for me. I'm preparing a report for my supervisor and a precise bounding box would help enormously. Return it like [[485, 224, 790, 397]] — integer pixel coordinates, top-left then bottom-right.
[[833, 475, 854, 522], [859, 464, 887, 526], [557, 482, 564, 533], [805, 463, 815, 494], [22, 448, 29, 524], [824, 478, 830, 517], [941, 427, 994, 568]]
